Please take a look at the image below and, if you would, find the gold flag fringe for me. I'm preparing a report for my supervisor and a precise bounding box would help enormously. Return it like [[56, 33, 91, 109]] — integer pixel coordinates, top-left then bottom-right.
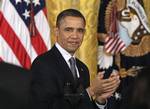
[[122, 35, 150, 57]]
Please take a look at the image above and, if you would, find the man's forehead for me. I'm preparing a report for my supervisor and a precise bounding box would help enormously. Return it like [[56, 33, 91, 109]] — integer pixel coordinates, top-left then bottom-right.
[[60, 16, 85, 25]]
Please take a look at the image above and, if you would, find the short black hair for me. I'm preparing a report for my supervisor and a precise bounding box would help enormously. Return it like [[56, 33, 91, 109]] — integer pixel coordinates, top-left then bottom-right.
[[56, 9, 86, 27]]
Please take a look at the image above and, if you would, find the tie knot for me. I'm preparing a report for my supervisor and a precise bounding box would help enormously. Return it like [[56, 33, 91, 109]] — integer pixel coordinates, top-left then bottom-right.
[[69, 57, 76, 65]]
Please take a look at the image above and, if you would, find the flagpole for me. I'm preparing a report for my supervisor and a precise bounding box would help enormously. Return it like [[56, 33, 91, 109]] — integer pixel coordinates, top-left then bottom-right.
[[29, 0, 36, 36]]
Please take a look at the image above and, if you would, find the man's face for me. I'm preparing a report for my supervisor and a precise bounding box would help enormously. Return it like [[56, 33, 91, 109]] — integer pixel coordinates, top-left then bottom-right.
[[56, 16, 85, 55]]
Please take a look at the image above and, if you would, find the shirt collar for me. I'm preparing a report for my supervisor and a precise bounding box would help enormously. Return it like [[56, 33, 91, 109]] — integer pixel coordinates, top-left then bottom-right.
[[55, 42, 75, 63]]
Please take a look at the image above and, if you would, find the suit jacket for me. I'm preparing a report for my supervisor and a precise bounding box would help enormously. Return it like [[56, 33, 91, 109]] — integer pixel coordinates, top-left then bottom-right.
[[0, 62, 31, 109], [31, 45, 99, 109]]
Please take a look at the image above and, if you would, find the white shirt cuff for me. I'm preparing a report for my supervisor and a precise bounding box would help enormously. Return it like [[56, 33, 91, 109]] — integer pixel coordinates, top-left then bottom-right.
[[95, 100, 107, 109]]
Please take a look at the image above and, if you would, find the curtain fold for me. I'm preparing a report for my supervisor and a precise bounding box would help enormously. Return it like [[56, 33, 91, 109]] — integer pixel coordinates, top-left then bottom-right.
[[45, 0, 149, 80], [46, 0, 99, 80]]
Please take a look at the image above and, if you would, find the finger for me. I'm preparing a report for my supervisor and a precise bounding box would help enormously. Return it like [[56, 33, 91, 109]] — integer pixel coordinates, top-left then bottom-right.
[[105, 78, 120, 89], [110, 73, 119, 78], [97, 72, 104, 79], [100, 79, 120, 91], [98, 92, 113, 99], [101, 76, 119, 84], [102, 86, 119, 93]]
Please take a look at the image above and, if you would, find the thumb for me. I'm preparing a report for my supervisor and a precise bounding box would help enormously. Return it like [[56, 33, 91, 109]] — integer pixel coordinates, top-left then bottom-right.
[[97, 72, 104, 79]]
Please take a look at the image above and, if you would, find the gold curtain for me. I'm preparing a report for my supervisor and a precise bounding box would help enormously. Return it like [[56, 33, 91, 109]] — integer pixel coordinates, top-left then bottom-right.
[[46, 0, 100, 80], [78, 0, 100, 80], [143, 0, 150, 22]]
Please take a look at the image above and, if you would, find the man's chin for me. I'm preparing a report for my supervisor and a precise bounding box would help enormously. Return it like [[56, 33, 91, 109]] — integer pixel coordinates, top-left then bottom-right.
[[68, 48, 78, 54]]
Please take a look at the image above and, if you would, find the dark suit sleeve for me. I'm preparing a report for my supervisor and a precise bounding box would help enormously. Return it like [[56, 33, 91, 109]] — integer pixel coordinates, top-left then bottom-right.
[[30, 58, 64, 109], [76, 60, 105, 109], [30, 56, 105, 109], [0, 62, 31, 109]]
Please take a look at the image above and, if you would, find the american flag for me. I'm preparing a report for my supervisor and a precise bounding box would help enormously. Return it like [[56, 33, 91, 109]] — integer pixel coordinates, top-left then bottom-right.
[[0, 0, 50, 69], [104, 1, 126, 55]]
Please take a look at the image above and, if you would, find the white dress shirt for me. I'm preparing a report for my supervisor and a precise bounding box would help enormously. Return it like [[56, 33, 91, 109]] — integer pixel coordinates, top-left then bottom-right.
[[55, 43, 80, 78], [55, 43, 105, 109]]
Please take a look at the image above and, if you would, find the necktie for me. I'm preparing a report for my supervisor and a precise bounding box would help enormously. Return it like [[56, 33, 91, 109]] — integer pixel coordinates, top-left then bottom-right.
[[69, 57, 78, 81]]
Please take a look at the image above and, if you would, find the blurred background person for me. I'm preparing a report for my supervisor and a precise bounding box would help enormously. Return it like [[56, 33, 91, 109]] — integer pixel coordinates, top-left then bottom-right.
[[0, 62, 31, 109], [120, 67, 150, 109]]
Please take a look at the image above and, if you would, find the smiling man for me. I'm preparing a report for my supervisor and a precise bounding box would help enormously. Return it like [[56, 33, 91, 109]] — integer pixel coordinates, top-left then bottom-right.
[[55, 15, 85, 56], [30, 9, 120, 109]]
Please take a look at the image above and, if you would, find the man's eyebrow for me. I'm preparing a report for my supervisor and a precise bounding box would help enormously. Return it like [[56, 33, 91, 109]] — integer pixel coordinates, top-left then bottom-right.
[[64, 27, 74, 30], [64, 27, 73, 29], [64, 27, 85, 29]]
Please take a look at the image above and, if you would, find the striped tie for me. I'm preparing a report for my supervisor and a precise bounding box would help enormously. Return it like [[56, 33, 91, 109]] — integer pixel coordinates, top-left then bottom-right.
[[69, 57, 78, 82]]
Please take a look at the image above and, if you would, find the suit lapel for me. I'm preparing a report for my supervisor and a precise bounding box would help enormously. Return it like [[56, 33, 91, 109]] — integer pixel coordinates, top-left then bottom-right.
[[76, 60, 85, 86], [51, 45, 88, 89], [51, 45, 75, 84], [76, 59, 90, 89]]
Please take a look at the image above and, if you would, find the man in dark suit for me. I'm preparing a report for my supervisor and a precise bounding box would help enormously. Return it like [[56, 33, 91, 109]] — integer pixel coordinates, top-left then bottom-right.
[[0, 62, 31, 109], [30, 9, 120, 109]]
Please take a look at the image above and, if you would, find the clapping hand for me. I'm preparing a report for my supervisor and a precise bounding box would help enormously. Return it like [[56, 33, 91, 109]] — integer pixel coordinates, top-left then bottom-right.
[[87, 71, 120, 104]]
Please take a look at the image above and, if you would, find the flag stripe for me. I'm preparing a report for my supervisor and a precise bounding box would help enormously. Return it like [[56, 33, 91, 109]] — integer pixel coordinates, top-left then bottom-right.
[[31, 28, 47, 55], [115, 41, 125, 53], [0, 0, 50, 68], [0, 13, 31, 68], [104, 2, 126, 55], [105, 37, 115, 49], [0, 34, 21, 66], [1, 0, 38, 59], [32, 9, 50, 55], [116, 44, 125, 54], [113, 38, 123, 53], [34, 9, 50, 50], [105, 36, 119, 52], [109, 36, 120, 53]]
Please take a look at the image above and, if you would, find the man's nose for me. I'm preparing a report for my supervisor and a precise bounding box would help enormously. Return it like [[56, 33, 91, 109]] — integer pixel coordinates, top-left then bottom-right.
[[71, 30, 78, 38]]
